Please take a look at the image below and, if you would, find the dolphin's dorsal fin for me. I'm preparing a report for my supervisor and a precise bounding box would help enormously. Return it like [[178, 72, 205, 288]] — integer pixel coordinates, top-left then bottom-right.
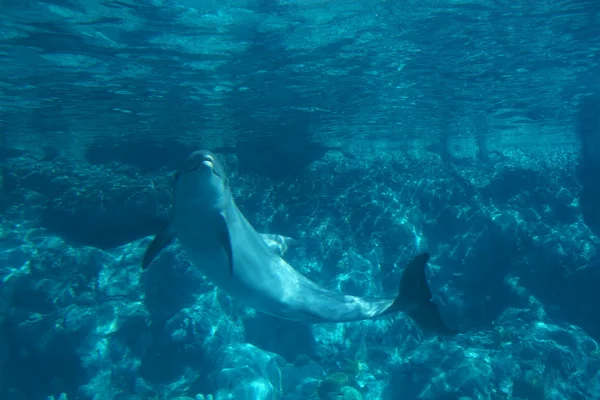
[[260, 233, 299, 257], [142, 224, 176, 269], [217, 212, 234, 277]]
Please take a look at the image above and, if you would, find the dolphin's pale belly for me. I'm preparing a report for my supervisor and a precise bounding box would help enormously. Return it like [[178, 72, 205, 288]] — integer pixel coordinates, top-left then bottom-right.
[[174, 204, 396, 323], [174, 204, 290, 310]]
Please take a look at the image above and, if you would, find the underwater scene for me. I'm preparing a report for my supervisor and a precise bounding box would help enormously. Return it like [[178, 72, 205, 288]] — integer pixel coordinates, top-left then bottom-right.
[[1, 1, 600, 399]]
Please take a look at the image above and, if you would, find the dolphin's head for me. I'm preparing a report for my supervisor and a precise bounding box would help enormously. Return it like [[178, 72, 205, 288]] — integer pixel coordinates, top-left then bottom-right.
[[173, 150, 229, 209]]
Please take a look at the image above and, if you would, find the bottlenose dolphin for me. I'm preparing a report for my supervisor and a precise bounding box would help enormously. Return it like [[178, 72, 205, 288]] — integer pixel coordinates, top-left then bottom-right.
[[143, 150, 457, 335]]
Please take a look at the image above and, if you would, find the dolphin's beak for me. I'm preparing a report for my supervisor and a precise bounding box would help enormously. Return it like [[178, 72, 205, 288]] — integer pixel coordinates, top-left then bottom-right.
[[176, 153, 222, 180], [200, 154, 222, 179]]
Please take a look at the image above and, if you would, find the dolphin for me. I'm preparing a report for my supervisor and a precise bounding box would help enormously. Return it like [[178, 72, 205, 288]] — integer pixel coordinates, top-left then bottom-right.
[[142, 150, 457, 335]]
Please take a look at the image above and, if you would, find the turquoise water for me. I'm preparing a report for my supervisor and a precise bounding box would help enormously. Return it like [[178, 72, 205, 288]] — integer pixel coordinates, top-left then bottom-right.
[[1, 1, 600, 399]]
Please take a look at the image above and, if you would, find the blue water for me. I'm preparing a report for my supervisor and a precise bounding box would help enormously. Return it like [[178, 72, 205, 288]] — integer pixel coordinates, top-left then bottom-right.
[[1, 1, 600, 399]]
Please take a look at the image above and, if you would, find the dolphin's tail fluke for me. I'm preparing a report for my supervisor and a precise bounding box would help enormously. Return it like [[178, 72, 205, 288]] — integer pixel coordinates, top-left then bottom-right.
[[388, 253, 458, 335]]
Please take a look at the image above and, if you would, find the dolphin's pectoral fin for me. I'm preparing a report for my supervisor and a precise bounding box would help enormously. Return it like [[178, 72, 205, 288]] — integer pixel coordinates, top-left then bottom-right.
[[217, 213, 234, 277], [260, 233, 300, 257], [389, 253, 459, 335], [142, 225, 176, 270]]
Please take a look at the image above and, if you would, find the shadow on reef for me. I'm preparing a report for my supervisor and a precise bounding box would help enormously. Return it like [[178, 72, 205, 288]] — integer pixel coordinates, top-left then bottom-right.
[[516, 93, 600, 343], [85, 135, 337, 180], [243, 313, 317, 362], [43, 208, 170, 250], [216, 138, 339, 180], [138, 322, 215, 391], [1, 316, 88, 400], [532, 260, 600, 341], [85, 137, 195, 174], [577, 93, 600, 238], [558, 93, 600, 341]]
